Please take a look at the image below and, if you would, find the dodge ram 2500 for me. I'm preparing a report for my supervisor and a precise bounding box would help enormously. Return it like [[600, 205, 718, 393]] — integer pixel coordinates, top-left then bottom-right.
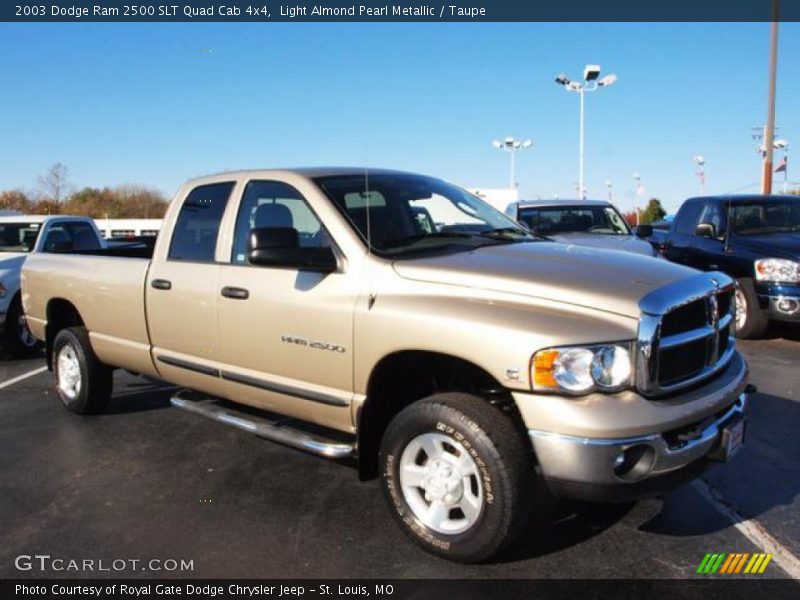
[[22, 168, 750, 562]]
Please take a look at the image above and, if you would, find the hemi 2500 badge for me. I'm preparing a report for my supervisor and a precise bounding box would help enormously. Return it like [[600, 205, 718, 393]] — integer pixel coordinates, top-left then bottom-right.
[[281, 335, 346, 353]]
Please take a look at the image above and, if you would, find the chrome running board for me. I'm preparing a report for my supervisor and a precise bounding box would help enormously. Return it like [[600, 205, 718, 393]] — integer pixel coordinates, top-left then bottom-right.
[[170, 390, 355, 459]]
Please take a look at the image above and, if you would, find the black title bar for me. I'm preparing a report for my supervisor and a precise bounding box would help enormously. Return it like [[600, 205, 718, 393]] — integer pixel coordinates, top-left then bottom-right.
[[3, 0, 800, 22]]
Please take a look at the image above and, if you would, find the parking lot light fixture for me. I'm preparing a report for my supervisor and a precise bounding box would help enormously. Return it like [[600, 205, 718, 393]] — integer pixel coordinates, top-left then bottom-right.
[[493, 137, 533, 190], [555, 64, 617, 200]]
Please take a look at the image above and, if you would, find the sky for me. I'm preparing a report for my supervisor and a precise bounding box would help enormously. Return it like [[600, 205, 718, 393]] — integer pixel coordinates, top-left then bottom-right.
[[0, 22, 798, 214]]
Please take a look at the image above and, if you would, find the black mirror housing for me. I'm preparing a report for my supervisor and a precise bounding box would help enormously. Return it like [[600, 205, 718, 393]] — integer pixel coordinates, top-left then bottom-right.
[[636, 224, 653, 238], [247, 227, 336, 272]]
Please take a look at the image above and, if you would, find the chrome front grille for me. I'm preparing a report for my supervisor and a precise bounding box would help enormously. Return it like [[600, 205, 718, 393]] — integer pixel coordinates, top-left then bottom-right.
[[636, 272, 736, 397]]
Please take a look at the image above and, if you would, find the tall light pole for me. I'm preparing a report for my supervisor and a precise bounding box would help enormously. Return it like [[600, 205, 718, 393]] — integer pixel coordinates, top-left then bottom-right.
[[762, 0, 780, 195], [555, 65, 617, 200], [492, 137, 533, 190], [604, 180, 613, 202], [632, 172, 644, 225]]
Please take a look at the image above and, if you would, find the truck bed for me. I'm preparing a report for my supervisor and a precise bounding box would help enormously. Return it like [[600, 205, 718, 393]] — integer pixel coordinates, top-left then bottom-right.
[[22, 251, 155, 375]]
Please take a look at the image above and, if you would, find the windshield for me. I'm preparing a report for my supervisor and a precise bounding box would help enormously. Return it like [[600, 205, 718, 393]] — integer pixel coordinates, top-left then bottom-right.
[[730, 199, 800, 235], [0, 222, 41, 253], [314, 173, 534, 256], [518, 205, 631, 236]]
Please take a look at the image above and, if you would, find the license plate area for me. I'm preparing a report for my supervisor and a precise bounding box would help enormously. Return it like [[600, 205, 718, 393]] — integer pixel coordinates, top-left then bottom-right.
[[716, 415, 746, 462]]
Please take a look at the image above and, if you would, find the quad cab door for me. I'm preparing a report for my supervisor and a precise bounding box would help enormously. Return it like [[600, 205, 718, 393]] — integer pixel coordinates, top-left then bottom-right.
[[216, 179, 357, 432], [146, 180, 237, 397]]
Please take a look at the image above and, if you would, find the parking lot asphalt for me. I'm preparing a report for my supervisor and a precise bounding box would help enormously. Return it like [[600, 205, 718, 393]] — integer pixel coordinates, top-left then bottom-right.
[[1, 326, 798, 579]]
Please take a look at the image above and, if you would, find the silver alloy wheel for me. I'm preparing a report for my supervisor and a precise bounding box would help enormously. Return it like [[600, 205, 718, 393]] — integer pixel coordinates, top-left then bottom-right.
[[18, 315, 37, 348], [57, 344, 82, 400], [398, 432, 484, 535], [734, 288, 747, 331]]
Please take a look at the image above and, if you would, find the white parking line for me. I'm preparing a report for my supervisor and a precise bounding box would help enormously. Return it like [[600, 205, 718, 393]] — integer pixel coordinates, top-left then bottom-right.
[[0, 366, 48, 390], [693, 479, 800, 579]]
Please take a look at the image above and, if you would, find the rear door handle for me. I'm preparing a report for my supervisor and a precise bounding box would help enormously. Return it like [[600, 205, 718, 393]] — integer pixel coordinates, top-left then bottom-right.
[[151, 279, 172, 291], [221, 286, 249, 300]]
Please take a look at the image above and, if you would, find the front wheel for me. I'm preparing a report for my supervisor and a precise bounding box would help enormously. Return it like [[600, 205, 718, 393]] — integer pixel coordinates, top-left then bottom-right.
[[734, 278, 769, 339], [379, 393, 535, 563], [53, 326, 113, 414]]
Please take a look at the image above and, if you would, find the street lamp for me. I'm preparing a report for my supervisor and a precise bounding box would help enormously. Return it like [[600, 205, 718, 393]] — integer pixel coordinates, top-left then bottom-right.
[[555, 64, 617, 199], [631, 173, 645, 225], [604, 180, 613, 202], [492, 136, 533, 189]]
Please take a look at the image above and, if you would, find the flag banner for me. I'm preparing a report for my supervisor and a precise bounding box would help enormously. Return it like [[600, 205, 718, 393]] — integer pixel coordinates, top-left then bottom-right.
[[775, 157, 787, 173]]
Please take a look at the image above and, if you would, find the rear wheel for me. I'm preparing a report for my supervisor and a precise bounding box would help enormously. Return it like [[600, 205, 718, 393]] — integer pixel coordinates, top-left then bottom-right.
[[53, 327, 113, 414], [3, 296, 41, 358], [379, 393, 535, 563], [734, 278, 768, 339]]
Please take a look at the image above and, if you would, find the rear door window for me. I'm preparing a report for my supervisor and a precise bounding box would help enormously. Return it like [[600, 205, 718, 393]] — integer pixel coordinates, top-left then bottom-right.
[[168, 182, 235, 262]]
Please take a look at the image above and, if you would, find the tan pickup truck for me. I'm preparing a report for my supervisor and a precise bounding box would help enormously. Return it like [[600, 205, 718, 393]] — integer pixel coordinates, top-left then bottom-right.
[[22, 168, 750, 562]]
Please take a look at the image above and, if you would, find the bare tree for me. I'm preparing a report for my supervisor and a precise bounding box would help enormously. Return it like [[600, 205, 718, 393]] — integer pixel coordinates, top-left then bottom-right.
[[37, 163, 74, 204]]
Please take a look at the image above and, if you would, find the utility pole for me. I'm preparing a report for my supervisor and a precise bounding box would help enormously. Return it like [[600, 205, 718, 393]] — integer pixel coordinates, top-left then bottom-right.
[[762, 0, 780, 194]]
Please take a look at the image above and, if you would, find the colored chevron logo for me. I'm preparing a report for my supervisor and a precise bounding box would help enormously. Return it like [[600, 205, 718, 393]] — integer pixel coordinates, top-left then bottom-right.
[[697, 552, 773, 574]]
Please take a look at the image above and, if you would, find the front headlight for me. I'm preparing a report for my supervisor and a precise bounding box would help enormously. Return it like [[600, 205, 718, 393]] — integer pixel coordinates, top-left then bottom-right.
[[755, 258, 800, 283], [532, 343, 633, 394]]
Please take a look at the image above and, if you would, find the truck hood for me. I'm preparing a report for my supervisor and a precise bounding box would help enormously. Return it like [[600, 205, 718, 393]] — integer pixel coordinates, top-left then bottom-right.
[[545, 233, 656, 256], [732, 232, 800, 259], [392, 241, 698, 319]]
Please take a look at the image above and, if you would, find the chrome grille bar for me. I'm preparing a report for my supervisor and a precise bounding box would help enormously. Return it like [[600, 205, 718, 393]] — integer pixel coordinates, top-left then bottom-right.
[[637, 272, 736, 397]]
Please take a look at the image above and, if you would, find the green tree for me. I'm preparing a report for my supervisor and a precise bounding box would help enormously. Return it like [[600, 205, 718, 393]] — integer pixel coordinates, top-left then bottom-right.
[[64, 187, 121, 218], [113, 184, 168, 218], [640, 198, 667, 224]]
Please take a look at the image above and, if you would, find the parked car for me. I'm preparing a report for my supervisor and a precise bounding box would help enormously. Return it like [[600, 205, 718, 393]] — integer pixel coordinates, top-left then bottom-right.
[[505, 199, 658, 257], [0, 215, 107, 356], [663, 194, 800, 338], [23, 169, 749, 562]]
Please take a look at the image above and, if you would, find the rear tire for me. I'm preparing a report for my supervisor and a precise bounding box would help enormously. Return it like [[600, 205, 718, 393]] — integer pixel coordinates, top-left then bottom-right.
[[379, 393, 535, 563], [3, 296, 42, 358], [52, 327, 113, 414], [735, 278, 768, 339]]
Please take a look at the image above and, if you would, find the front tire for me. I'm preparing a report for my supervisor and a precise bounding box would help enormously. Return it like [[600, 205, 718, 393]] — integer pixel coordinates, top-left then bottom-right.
[[53, 327, 113, 414], [735, 278, 768, 339], [379, 393, 535, 563], [3, 296, 42, 358]]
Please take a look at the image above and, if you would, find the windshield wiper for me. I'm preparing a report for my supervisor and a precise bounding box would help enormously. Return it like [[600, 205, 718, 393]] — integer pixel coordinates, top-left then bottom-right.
[[381, 231, 475, 249], [478, 227, 539, 241]]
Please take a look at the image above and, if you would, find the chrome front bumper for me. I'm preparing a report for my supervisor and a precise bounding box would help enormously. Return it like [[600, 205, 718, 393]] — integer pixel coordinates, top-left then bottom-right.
[[529, 393, 748, 500]]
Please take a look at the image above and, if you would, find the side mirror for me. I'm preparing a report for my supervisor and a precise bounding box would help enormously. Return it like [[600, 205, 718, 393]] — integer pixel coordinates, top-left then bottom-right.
[[635, 224, 653, 238], [247, 227, 337, 272], [695, 223, 717, 239]]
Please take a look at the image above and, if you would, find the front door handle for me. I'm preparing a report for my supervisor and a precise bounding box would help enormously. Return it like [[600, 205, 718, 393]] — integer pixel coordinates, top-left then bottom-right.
[[221, 286, 249, 300], [151, 279, 172, 291]]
